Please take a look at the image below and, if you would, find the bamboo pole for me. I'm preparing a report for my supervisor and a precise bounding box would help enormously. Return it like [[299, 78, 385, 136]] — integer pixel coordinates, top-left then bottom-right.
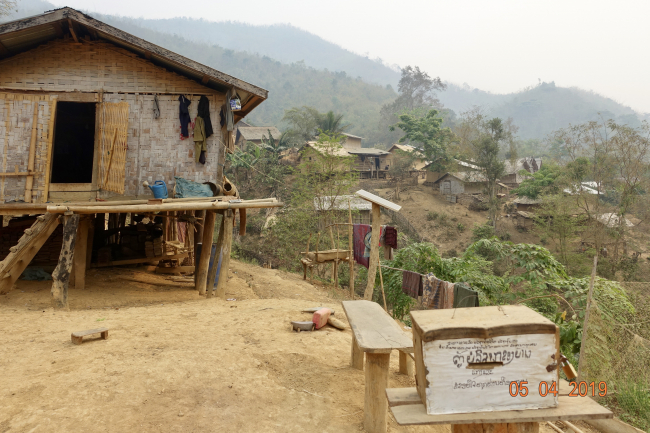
[[46, 200, 283, 214], [578, 255, 598, 381], [24, 102, 38, 203], [378, 258, 388, 311], [348, 201, 355, 297], [43, 98, 57, 203]]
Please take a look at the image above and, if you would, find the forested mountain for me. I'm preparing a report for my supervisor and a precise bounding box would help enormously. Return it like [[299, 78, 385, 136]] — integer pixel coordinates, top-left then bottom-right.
[[5, 1, 646, 144]]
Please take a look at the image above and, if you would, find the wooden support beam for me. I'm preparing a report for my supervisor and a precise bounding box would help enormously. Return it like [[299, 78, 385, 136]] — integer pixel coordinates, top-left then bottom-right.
[[51, 214, 80, 309], [215, 209, 234, 299], [364, 203, 381, 300], [195, 210, 216, 296], [74, 218, 90, 290], [348, 204, 355, 297], [67, 19, 79, 43], [46, 200, 283, 214], [206, 214, 224, 298], [239, 208, 246, 236], [0, 215, 60, 292], [351, 334, 364, 370], [365, 352, 390, 433], [85, 219, 95, 270], [24, 102, 38, 203]]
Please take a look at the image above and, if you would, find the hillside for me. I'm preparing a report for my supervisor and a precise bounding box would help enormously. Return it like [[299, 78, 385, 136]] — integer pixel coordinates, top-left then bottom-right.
[[4, 1, 645, 144]]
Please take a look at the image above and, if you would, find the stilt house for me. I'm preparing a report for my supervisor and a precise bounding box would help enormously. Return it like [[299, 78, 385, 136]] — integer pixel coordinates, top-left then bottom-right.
[[0, 8, 280, 307]]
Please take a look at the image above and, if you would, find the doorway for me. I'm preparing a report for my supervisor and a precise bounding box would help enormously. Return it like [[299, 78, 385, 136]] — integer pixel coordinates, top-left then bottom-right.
[[50, 102, 96, 184]]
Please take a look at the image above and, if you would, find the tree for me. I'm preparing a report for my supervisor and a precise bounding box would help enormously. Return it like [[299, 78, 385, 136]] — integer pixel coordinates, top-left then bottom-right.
[[317, 110, 351, 135], [380, 66, 446, 143], [261, 130, 291, 156], [471, 118, 509, 226], [513, 163, 564, 199], [282, 106, 320, 144], [387, 149, 417, 200], [389, 109, 454, 173]]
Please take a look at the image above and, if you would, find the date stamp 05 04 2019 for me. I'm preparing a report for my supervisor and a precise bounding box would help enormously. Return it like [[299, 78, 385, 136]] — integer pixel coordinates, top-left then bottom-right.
[[509, 381, 608, 398]]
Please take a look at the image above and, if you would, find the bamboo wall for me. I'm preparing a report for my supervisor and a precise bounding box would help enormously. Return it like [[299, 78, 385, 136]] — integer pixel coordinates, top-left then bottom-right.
[[0, 38, 227, 202]]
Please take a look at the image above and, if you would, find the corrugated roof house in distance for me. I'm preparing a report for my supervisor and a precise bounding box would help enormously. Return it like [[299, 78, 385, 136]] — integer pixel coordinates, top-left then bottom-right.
[[300, 141, 390, 179], [341, 133, 363, 149], [0, 7, 268, 203], [501, 157, 543, 188], [313, 194, 372, 226], [235, 121, 281, 148]]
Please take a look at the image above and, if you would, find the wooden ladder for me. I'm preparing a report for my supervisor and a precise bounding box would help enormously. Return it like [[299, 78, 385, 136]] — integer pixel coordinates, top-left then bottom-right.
[[0, 214, 60, 292]]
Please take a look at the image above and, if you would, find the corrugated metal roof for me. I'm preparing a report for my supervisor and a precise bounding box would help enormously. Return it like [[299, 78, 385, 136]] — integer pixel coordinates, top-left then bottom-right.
[[355, 189, 401, 212], [346, 148, 389, 156], [313, 195, 372, 211], [238, 126, 281, 141]]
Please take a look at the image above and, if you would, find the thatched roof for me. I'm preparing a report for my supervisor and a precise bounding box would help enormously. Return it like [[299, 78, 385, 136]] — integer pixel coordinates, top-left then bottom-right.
[[0, 7, 267, 117]]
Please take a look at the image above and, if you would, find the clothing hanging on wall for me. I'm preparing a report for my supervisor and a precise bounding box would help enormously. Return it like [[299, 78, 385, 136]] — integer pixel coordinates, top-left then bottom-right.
[[179, 95, 191, 138], [453, 282, 479, 308], [402, 270, 423, 298], [193, 116, 207, 164], [197, 95, 213, 137]]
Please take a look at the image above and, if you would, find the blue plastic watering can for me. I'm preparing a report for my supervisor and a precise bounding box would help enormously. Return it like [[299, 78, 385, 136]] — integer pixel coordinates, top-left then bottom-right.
[[148, 180, 168, 199]]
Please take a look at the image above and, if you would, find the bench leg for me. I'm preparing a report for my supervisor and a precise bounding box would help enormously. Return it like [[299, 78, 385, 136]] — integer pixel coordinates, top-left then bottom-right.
[[351, 334, 364, 370], [100, 330, 109, 340], [398, 351, 413, 376], [452, 422, 539, 433], [364, 352, 390, 433]]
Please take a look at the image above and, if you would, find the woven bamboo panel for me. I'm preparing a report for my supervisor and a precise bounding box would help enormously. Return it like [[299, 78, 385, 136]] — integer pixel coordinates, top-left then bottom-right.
[[0, 39, 213, 94], [98, 102, 129, 194]]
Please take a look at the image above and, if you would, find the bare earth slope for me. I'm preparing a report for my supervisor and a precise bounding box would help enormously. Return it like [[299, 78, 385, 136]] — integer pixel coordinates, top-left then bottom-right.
[[0, 261, 597, 432]]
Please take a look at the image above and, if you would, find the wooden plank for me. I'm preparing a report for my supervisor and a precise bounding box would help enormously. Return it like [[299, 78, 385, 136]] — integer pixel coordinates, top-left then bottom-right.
[[195, 210, 216, 296], [215, 209, 233, 299], [71, 327, 108, 345], [387, 392, 613, 426], [73, 218, 90, 290], [206, 214, 224, 298], [411, 306, 557, 342], [386, 387, 421, 407], [365, 352, 390, 433], [356, 189, 402, 212], [364, 203, 381, 300], [51, 214, 80, 309], [342, 300, 413, 354], [49, 183, 94, 192], [91, 253, 188, 268]]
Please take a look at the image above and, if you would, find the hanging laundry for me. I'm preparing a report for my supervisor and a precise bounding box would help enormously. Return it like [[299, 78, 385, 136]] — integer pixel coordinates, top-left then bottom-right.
[[384, 226, 398, 249], [353, 224, 371, 269], [197, 95, 213, 137], [178, 95, 191, 138], [441, 280, 455, 309], [453, 282, 479, 308], [153, 95, 160, 119], [402, 270, 422, 298], [363, 226, 386, 258], [193, 116, 207, 164], [422, 273, 443, 309]]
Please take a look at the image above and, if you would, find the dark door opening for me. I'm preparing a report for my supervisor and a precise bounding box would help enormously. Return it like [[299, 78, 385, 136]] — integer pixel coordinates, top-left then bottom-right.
[[50, 102, 96, 184]]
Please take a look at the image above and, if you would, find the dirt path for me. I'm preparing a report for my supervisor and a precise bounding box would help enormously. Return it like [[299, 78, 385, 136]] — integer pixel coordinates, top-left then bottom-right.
[[0, 260, 596, 432]]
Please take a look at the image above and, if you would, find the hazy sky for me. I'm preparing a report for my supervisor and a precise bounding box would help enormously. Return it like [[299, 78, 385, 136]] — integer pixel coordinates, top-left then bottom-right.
[[51, 0, 650, 113]]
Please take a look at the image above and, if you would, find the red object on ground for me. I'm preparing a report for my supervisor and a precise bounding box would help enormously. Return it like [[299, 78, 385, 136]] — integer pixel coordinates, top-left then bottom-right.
[[312, 308, 332, 329]]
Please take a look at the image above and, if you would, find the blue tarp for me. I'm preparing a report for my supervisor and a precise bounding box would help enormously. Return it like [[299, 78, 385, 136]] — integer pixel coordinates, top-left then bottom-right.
[[174, 176, 213, 198]]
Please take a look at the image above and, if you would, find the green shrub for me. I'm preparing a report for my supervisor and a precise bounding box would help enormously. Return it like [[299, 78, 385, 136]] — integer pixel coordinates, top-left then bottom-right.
[[426, 211, 439, 221], [471, 223, 495, 241], [457, 223, 465, 233]]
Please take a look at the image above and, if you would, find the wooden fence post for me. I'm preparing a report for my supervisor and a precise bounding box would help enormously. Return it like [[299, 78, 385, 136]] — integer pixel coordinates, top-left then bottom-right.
[[364, 203, 381, 300], [195, 210, 216, 296]]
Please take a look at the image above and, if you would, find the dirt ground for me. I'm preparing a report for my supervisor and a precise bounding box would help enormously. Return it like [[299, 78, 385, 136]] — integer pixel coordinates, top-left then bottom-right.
[[0, 260, 600, 432]]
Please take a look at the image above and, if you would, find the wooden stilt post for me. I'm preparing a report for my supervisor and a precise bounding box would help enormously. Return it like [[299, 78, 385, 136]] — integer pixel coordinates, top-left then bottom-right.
[[348, 202, 355, 297], [364, 352, 390, 433], [193, 210, 206, 284], [206, 213, 225, 298], [195, 210, 216, 296], [351, 334, 364, 370], [85, 218, 95, 270], [73, 217, 90, 290], [51, 214, 80, 309], [25, 102, 38, 203], [215, 209, 234, 299], [364, 203, 381, 300]]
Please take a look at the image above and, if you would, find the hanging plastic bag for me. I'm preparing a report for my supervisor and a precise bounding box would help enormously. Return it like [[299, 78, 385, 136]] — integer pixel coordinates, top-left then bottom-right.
[[230, 96, 241, 111]]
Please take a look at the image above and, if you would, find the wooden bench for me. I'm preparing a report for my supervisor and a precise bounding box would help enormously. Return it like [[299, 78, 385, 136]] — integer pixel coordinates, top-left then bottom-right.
[[342, 300, 414, 433], [386, 387, 612, 432], [71, 327, 109, 345]]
